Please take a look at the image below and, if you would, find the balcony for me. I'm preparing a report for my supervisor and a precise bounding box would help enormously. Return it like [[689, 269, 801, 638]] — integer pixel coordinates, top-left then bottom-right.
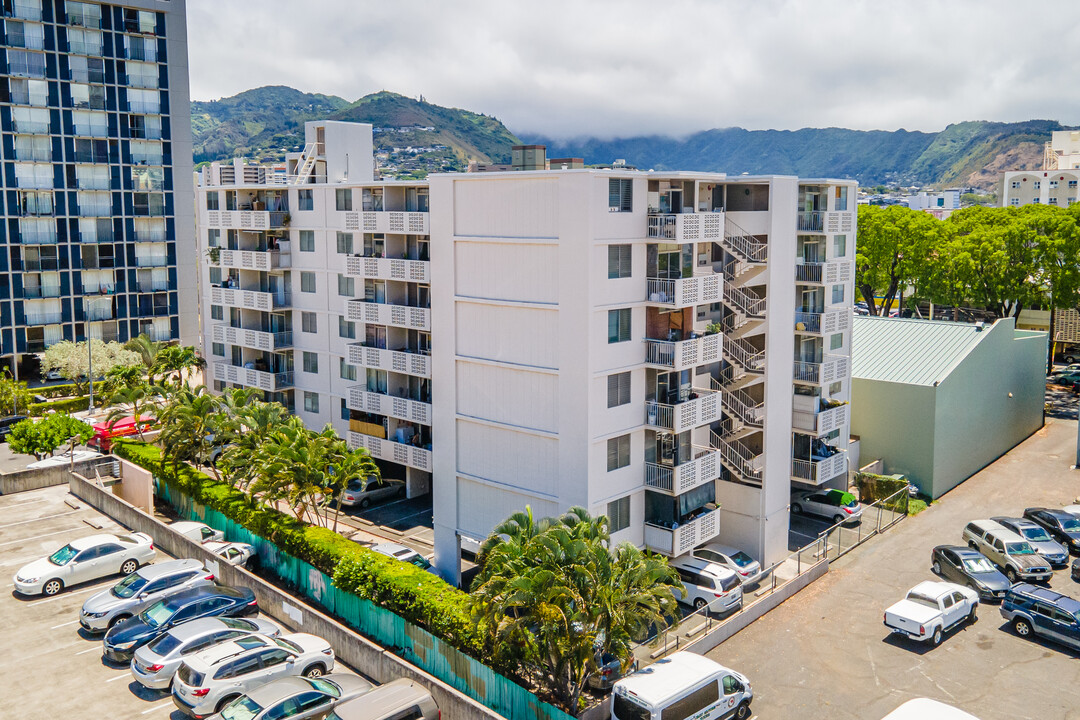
[[346, 300, 430, 331], [824, 210, 855, 234], [344, 211, 429, 235], [213, 249, 289, 271], [212, 324, 292, 352], [792, 401, 849, 435], [212, 362, 293, 392], [134, 255, 168, 268], [10, 90, 47, 105], [7, 58, 45, 78], [794, 309, 850, 335], [67, 68, 105, 83], [347, 343, 430, 378], [135, 281, 169, 293], [347, 431, 432, 473], [7, 2, 42, 20], [133, 228, 166, 243], [647, 212, 724, 242], [83, 306, 113, 321], [125, 45, 157, 62], [644, 507, 721, 556], [21, 286, 61, 298], [124, 73, 158, 89], [644, 333, 721, 371], [127, 100, 160, 114], [204, 210, 276, 231], [4, 31, 43, 49], [345, 255, 429, 283], [130, 152, 164, 166], [792, 450, 848, 485], [13, 119, 49, 134], [73, 150, 111, 164], [13, 146, 51, 162], [797, 211, 824, 233], [646, 274, 721, 308], [25, 312, 62, 325], [645, 389, 721, 433], [67, 40, 103, 56], [18, 230, 57, 245], [210, 286, 290, 312], [793, 355, 849, 385], [644, 448, 720, 495], [795, 259, 853, 285], [347, 387, 431, 425], [73, 123, 109, 138]]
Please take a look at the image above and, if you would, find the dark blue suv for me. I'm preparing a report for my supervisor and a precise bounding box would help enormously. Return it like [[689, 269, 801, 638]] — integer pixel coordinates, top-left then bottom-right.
[[1000, 583, 1080, 651]]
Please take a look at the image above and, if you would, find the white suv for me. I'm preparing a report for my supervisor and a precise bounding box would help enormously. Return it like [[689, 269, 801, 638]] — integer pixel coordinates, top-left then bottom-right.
[[172, 633, 334, 717], [670, 557, 743, 613]]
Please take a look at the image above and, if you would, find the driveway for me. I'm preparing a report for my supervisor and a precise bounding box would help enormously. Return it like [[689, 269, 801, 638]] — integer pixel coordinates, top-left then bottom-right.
[[709, 418, 1080, 720]]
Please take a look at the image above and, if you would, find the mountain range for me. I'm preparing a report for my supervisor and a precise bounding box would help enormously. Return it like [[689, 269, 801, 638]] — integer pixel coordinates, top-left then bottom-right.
[[190, 86, 1070, 190]]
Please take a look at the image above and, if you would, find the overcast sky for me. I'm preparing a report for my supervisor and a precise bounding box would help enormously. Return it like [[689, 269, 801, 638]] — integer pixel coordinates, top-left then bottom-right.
[[187, 0, 1080, 140]]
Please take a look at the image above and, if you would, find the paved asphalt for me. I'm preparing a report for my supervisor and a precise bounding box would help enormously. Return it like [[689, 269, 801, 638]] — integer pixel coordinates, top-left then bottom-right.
[[708, 418, 1080, 720]]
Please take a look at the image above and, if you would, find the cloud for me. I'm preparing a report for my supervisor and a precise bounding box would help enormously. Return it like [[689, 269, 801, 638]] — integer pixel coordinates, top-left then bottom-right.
[[186, 0, 1080, 139]]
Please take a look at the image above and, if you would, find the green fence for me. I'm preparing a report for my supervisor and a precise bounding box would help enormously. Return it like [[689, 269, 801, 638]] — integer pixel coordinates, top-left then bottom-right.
[[155, 480, 575, 720]]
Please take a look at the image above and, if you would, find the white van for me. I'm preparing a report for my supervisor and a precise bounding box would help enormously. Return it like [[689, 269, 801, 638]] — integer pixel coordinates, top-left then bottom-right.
[[670, 557, 743, 613], [881, 698, 980, 719], [611, 652, 752, 720]]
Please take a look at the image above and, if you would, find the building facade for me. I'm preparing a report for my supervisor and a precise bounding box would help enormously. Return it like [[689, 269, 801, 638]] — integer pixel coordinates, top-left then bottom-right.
[[196, 121, 857, 584], [1000, 131, 1080, 208], [0, 0, 196, 375]]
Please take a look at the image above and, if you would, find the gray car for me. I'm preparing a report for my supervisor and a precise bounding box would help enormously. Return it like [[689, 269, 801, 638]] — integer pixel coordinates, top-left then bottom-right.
[[208, 674, 374, 720], [130, 616, 282, 690], [993, 517, 1070, 567], [80, 559, 216, 633], [339, 476, 405, 508]]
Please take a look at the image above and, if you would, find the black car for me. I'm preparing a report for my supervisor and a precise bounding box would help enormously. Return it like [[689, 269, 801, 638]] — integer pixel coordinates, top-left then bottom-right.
[[0, 414, 28, 441], [102, 585, 257, 662], [931, 545, 1012, 601], [1072, 558, 1080, 582], [1023, 508, 1080, 554]]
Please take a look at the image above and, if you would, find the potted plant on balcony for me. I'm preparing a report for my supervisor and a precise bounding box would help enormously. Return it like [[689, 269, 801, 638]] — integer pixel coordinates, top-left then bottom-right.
[[205, 247, 220, 264], [705, 321, 722, 335]]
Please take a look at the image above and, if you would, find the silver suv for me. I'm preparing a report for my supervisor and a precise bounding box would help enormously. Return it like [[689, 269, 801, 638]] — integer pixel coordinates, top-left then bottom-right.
[[80, 559, 215, 633], [992, 517, 1069, 567], [963, 520, 1053, 583]]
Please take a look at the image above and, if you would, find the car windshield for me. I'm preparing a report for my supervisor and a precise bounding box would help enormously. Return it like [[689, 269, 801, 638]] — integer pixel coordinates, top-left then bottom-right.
[[1060, 517, 1080, 532], [906, 593, 939, 609], [112, 572, 149, 598], [275, 637, 303, 654], [730, 551, 755, 568], [48, 544, 78, 566], [962, 557, 997, 574], [1021, 527, 1052, 542], [306, 677, 341, 697], [219, 696, 262, 720], [1006, 542, 1035, 555], [140, 601, 174, 628], [409, 555, 432, 570], [147, 632, 182, 656]]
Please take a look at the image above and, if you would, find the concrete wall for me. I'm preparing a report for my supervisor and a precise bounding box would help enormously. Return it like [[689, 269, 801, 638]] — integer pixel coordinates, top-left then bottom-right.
[[68, 471, 507, 720], [849, 379, 937, 494], [0, 457, 117, 495]]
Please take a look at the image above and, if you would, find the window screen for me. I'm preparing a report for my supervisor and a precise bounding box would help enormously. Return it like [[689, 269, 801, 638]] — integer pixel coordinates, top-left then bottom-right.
[[608, 178, 632, 212], [607, 372, 631, 408], [607, 435, 630, 471], [608, 244, 631, 278], [608, 308, 631, 343], [607, 496, 631, 533]]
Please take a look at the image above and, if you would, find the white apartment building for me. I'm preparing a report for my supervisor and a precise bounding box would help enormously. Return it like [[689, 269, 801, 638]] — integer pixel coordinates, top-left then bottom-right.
[[1000, 131, 1080, 208], [196, 121, 856, 584]]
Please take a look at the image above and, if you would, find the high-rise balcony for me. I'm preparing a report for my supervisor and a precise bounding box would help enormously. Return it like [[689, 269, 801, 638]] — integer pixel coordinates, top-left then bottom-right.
[[792, 450, 848, 485], [18, 229, 57, 245], [347, 387, 431, 425], [644, 506, 721, 556], [792, 400, 849, 436], [67, 40, 103, 56], [346, 299, 430, 331], [646, 212, 724, 242], [25, 311, 63, 325], [797, 211, 824, 233], [127, 100, 160, 114], [644, 333, 721, 371], [344, 255, 429, 283], [212, 362, 294, 392], [4, 30, 43, 49], [10, 89, 47, 105], [22, 286, 61, 298], [210, 286, 290, 312], [793, 355, 849, 385], [644, 447, 720, 496], [213, 248, 289, 271], [795, 259, 853, 285], [135, 255, 168, 267], [204, 210, 288, 231], [13, 119, 49, 134], [794, 309, 850, 335], [347, 343, 431, 378], [347, 430, 432, 473], [8, 1, 42, 21], [343, 210, 429, 235], [645, 389, 721, 433], [645, 274, 721, 308], [212, 324, 292, 352]]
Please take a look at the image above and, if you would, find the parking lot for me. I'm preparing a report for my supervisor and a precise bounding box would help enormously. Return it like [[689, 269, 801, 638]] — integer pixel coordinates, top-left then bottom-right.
[[0, 484, 363, 720], [710, 418, 1080, 720]]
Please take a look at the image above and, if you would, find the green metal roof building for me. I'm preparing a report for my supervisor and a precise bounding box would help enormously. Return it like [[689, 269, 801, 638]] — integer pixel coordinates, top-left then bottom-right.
[[850, 316, 1046, 498]]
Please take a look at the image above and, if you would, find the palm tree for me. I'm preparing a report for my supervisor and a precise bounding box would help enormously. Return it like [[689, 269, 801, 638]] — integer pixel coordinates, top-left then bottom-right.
[[152, 345, 206, 388], [324, 436, 379, 533], [102, 363, 147, 402], [219, 398, 287, 493], [247, 417, 334, 526], [105, 383, 157, 441], [124, 333, 163, 370], [156, 386, 222, 478]]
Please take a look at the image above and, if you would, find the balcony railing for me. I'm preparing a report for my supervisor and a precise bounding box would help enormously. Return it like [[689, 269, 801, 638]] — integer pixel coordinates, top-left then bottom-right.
[[127, 100, 160, 114], [83, 306, 113, 321], [214, 249, 289, 271], [10, 90, 48, 105], [795, 259, 853, 285], [646, 212, 724, 242], [25, 311, 62, 325], [67, 11, 102, 28], [124, 44, 157, 62], [212, 324, 292, 352], [345, 255, 429, 283], [645, 389, 721, 433], [6, 57, 45, 78], [793, 355, 849, 385], [792, 451, 848, 485], [21, 286, 60, 298], [18, 230, 57, 244], [124, 73, 158, 89], [644, 448, 720, 495], [347, 431, 432, 473], [644, 507, 721, 556], [7, 2, 42, 20], [4, 31, 43, 49], [646, 274, 722, 307], [211, 286, 290, 311], [135, 282, 169, 293], [12, 119, 49, 134], [204, 210, 275, 231], [644, 333, 721, 371], [22, 259, 58, 272], [74, 123, 109, 138], [347, 343, 431, 378], [73, 150, 111, 163], [795, 310, 850, 335], [346, 299, 430, 331], [67, 40, 103, 56], [792, 402, 849, 435], [346, 210, 429, 235], [67, 68, 105, 83], [347, 387, 431, 425], [797, 211, 824, 233], [14, 146, 51, 162], [212, 362, 294, 392], [134, 255, 168, 267]]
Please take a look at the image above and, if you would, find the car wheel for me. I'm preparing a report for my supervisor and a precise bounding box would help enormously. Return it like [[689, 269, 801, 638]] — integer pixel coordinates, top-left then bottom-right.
[[120, 559, 138, 575], [932, 561, 941, 575], [833, 514, 845, 524], [968, 606, 978, 623], [360, 498, 371, 509], [303, 664, 326, 678], [108, 614, 130, 629], [693, 598, 708, 611], [1013, 617, 1032, 637], [931, 627, 943, 647], [1007, 567, 1018, 583], [42, 579, 63, 596], [735, 702, 752, 720], [968, 541, 978, 550], [791, 503, 802, 515], [216, 695, 241, 714]]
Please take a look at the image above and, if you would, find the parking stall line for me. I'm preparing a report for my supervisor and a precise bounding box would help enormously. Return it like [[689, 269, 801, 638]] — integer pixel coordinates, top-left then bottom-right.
[[75, 646, 101, 655], [140, 701, 174, 715], [0, 527, 84, 547], [28, 584, 110, 606], [105, 673, 131, 683], [0, 509, 81, 529], [51, 619, 80, 629]]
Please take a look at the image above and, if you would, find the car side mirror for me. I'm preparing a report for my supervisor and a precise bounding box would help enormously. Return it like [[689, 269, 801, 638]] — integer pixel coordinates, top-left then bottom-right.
[[137, 592, 147, 600]]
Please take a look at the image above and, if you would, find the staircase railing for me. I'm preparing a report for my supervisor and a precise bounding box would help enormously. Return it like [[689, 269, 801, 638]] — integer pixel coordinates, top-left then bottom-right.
[[722, 218, 768, 263], [723, 283, 767, 317], [723, 335, 766, 373]]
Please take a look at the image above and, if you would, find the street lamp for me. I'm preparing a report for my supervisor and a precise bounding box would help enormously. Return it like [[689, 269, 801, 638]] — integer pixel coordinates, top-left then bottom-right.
[[87, 338, 93, 415]]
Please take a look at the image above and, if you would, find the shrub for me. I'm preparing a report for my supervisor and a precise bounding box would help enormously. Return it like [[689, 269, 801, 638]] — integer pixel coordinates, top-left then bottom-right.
[[112, 440, 481, 657], [29, 396, 91, 416], [34, 381, 105, 400], [855, 472, 910, 503], [908, 498, 928, 516]]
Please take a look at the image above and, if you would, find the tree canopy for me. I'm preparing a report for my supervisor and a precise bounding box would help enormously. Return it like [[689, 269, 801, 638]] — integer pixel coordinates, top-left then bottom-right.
[[39, 340, 141, 392], [9, 413, 93, 460]]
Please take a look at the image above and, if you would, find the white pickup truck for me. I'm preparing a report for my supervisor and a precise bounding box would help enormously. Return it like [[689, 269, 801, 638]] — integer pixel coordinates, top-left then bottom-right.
[[883, 581, 979, 646]]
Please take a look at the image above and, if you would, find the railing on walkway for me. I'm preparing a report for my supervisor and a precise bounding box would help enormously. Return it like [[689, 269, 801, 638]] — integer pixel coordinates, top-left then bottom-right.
[[817, 486, 909, 562]]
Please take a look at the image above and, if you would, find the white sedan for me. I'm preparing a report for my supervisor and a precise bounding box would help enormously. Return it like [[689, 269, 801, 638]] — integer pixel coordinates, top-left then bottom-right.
[[14, 533, 156, 596], [204, 541, 257, 567]]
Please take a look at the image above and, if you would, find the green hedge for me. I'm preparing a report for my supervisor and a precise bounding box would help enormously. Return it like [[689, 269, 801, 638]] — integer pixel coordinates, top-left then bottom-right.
[[29, 396, 91, 416], [855, 472, 910, 503], [34, 381, 105, 400], [112, 440, 482, 656]]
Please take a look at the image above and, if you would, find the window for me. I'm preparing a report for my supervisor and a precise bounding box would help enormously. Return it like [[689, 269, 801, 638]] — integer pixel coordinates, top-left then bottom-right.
[[209, 341, 224, 356], [608, 178, 632, 212], [207, 229, 221, 248], [300, 272, 316, 293], [297, 189, 313, 211], [1034, 181, 1041, 190], [661, 681, 719, 720], [338, 316, 356, 339], [1010, 181, 1021, 189], [1050, 180, 1059, 189], [831, 284, 844, 304], [335, 188, 352, 211], [299, 230, 315, 252], [1032, 198, 1041, 204], [1049, 197, 1058, 205], [339, 357, 357, 381], [833, 234, 846, 258], [607, 435, 630, 471], [607, 372, 631, 408], [830, 333, 843, 351], [607, 496, 631, 533], [608, 244, 631, 278], [1010, 198, 1020, 206], [205, 192, 219, 210], [301, 312, 317, 333], [303, 392, 319, 413], [608, 308, 631, 343], [337, 274, 355, 297], [829, 381, 842, 395], [1070, 180, 1078, 189], [336, 232, 353, 254], [210, 304, 223, 321], [834, 186, 849, 211], [302, 352, 318, 374], [722, 675, 742, 696]]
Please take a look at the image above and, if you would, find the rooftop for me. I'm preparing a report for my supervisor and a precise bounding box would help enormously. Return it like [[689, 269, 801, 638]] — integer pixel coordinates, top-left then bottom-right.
[[851, 316, 1003, 386], [614, 652, 732, 707]]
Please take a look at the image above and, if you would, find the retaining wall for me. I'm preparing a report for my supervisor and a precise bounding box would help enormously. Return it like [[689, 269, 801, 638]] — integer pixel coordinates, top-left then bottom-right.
[[0, 457, 116, 495]]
